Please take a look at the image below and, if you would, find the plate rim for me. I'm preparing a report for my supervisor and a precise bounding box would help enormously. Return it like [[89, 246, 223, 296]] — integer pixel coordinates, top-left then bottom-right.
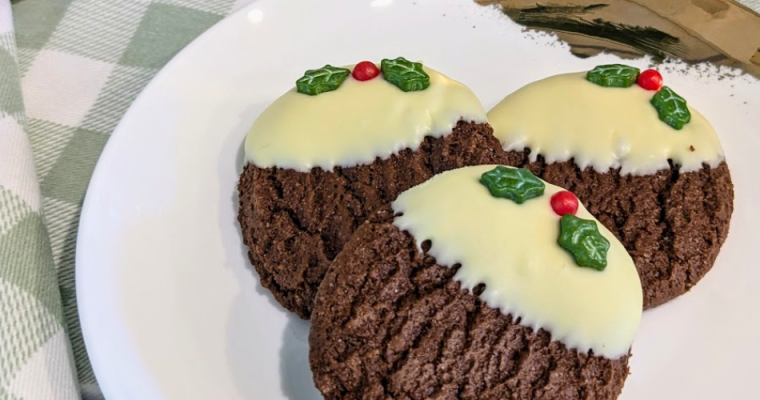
[[73, 1, 760, 398], [75, 3, 258, 398]]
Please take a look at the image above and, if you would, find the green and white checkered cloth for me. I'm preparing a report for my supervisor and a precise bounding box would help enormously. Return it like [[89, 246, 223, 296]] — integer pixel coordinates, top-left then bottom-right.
[[0, 0, 252, 398], [1, 0, 759, 399]]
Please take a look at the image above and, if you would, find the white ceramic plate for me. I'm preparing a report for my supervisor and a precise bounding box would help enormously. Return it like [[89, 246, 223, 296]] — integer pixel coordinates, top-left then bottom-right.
[[76, 0, 760, 399]]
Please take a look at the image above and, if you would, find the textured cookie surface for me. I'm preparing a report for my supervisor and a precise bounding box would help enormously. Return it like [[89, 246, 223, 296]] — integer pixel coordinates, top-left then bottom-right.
[[309, 207, 630, 400], [237, 121, 507, 318], [501, 150, 733, 309]]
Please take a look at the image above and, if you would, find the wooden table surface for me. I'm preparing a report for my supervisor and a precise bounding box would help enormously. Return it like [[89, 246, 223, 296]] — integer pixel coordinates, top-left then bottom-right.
[[476, 0, 760, 78]]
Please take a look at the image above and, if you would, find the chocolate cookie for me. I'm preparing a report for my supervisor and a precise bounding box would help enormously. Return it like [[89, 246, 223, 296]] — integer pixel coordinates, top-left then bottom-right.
[[488, 66, 734, 308], [310, 166, 642, 400], [238, 59, 505, 318]]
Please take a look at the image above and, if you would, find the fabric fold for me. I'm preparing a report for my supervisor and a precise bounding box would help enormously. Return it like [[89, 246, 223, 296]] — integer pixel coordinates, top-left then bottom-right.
[[0, 1, 80, 399]]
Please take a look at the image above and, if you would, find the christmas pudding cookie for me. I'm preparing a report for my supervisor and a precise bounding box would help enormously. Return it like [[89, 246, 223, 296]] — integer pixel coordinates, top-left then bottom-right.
[[488, 65, 734, 308], [310, 165, 643, 400], [238, 58, 506, 318]]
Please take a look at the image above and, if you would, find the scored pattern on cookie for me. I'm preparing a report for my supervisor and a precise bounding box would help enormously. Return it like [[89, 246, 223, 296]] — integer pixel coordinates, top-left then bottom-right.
[[310, 218, 631, 399]]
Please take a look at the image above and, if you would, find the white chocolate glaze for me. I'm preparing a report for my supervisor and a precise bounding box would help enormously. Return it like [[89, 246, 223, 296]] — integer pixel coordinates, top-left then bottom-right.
[[245, 66, 486, 171], [392, 165, 642, 359], [488, 73, 724, 175]]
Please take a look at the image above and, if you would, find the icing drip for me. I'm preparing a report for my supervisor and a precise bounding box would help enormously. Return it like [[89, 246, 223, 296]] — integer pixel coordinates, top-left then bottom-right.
[[488, 73, 724, 175], [392, 165, 642, 358], [245, 66, 486, 171]]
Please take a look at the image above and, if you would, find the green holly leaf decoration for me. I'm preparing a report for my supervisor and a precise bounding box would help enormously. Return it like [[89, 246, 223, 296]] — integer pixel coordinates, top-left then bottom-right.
[[586, 64, 641, 88], [650, 86, 691, 130], [479, 166, 545, 204], [380, 57, 430, 92], [558, 215, 610, 271], [296, 65, 351, 96]]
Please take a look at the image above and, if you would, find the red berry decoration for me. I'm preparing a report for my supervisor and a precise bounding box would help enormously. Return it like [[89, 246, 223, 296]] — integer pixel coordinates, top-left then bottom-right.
[[352, 61, 380, 81], [551, 191, 579, 216], [637, 69, 663, 91]]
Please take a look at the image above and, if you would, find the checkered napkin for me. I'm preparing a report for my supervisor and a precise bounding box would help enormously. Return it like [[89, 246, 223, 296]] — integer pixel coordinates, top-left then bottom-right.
[[0, 0, 252, 398]]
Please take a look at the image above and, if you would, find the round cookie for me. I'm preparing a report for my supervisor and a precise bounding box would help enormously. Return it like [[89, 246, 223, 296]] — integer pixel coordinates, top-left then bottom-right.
[[487, 66, 734, 308], [310, 166, 642, 400], [238, 58, 506, 318]]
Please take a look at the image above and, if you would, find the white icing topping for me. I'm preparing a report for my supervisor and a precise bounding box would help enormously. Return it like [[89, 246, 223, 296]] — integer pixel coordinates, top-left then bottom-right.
[[488, 72, 725, 175], [392, 165, 642, 359], [245, 66, 486, 171]]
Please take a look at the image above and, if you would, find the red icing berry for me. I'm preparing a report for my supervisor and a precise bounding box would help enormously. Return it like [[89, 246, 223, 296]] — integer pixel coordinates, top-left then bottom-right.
[[352, 61, 380, 81], [551, 191, 579, 216], [637, 69, 663, 91]]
